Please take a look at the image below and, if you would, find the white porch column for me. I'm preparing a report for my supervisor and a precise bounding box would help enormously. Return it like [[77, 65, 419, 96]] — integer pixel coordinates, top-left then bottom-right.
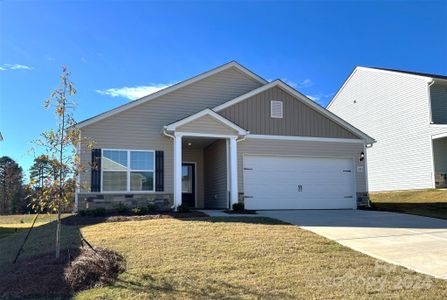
[[174, 133, 183, 209], [229, 137, 238, 208]]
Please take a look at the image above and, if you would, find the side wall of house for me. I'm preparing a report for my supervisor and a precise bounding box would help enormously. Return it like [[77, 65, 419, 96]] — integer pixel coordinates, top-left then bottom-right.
[[237, 138, 366, 195], [328, 69, 434, 191], [78, 67, 262, 209], [219, 86, 359, 139], [204, 139, 228, 208]]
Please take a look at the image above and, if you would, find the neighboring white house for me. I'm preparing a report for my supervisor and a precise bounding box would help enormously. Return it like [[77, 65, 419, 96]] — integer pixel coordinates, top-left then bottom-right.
[[328, 67, 447, 192]]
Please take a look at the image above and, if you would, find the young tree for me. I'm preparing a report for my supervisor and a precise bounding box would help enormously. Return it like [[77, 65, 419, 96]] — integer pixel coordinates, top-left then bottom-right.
[[31, 66, 87, 259], [0, 156, 24, 214]]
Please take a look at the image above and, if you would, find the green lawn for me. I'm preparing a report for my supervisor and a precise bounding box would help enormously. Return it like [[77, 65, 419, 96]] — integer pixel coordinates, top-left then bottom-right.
[[0, 213, 73, 239], [1, 215, 446, 299], [370, 189, 447, 220]]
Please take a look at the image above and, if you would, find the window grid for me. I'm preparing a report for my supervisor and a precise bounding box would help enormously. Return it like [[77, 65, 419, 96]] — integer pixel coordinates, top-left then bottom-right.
[[101, 149, 155, 192]]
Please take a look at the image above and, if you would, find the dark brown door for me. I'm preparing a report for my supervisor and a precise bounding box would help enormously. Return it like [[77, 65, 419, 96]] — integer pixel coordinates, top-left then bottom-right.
[[182, 163, 195, 207]]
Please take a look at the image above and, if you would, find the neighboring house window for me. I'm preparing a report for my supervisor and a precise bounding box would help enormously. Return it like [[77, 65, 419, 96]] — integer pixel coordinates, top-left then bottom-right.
[[270, 100, 283, 118], [102, 149, 154, 192]]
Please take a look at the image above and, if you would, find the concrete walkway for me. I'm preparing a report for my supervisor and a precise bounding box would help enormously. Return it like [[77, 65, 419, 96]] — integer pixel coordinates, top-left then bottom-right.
[[258, 210, 447, 279]]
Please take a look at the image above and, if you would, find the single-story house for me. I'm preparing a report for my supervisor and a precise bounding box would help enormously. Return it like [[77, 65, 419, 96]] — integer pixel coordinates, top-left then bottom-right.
[[75, 61, 375, 211]]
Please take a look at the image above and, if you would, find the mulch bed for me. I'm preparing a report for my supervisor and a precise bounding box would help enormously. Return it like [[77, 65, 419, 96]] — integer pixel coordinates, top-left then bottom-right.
[[62, 211, 209, 226], [0, 249, 79, 299], [223, 210, 257, 215]]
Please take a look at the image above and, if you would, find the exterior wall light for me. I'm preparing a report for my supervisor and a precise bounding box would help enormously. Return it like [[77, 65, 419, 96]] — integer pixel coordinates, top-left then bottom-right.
[[359, 151, 365, 161]]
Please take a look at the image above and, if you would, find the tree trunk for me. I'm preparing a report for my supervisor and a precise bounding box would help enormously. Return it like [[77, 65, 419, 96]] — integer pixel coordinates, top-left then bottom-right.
[[55, 206, 61, 259]]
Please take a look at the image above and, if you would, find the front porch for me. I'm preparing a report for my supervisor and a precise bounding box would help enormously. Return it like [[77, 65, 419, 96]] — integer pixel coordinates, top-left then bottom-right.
[[164, 109, 247, 210], [180, 136, 234, 209]]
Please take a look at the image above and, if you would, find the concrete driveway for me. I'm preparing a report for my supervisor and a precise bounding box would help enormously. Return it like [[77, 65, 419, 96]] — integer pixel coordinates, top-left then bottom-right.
[[258, 210, 447, 279]]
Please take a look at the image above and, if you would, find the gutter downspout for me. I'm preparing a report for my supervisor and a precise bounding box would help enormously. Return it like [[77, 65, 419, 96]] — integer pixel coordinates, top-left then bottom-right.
[[162, 127, 177, 209]]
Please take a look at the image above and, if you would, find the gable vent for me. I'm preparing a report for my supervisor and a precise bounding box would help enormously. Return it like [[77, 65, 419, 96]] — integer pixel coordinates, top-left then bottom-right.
[[270, 100, 283, 118]]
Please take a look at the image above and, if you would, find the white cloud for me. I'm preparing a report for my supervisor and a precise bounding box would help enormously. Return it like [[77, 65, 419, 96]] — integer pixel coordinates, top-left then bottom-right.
[[1, 64, 34, 71], [305, 92, 335, 106], [306, 95, 319, 101], [278, 78, 313, 89], [96, 83, 175, 100]]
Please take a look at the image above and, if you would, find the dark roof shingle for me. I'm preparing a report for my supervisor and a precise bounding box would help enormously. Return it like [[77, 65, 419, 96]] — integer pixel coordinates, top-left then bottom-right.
[[370, 67, 447, 80]]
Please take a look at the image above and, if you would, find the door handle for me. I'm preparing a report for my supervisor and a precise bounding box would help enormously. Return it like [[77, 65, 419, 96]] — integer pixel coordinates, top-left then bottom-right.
[[298, 185, 303, 192]]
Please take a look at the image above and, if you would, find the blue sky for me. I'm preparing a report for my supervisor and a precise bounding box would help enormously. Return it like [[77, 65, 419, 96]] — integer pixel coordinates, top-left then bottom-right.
[[1, 0, 446, 177]]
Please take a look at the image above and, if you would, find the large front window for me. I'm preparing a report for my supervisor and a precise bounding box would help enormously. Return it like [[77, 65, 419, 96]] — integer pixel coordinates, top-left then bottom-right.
[[102, 149, 154, 192]]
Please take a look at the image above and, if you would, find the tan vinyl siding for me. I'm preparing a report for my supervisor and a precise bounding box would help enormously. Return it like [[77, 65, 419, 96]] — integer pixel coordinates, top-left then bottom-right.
[[204, 139, 228, 208], [176, 115, 238, 135], [430, 84, 447, 124], [237, 138, 366, 193], [182, 147, 204, 208], [80, 67, 262, 193], [219, 86, 358, 139]]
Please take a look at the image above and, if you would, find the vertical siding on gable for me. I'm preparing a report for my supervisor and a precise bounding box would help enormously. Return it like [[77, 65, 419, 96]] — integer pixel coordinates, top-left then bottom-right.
[[430, 84, 447, 124], [329, 70, 435, 191], [79, 67, 262, 193], [176, 115, 238, 135], [219, 86, 359, 139], [204, 140, 228, 208]]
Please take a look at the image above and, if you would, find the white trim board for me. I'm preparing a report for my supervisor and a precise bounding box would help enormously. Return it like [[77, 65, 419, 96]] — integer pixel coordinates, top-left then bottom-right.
[[432, 132, 447, 140], [246, 134, 366, 144], [165, 108, 248, 135], [213, 80, 375, 144], [76, 61, 267, 128]]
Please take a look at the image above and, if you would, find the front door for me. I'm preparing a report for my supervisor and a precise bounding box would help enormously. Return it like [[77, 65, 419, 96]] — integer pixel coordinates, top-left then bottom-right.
[[182, 163, 196, 207]]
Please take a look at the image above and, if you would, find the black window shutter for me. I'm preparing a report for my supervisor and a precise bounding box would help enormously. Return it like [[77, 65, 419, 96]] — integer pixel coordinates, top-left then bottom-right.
[[155, 151, 164, 192], [91, 149, 101, 192]]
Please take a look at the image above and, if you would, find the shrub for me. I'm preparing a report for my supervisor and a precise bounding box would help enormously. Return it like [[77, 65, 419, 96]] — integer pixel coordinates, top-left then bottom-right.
[[115, 203, 129, 214], [64, 247, 126, 291], [78, 208, 106, 217], [91, 208, 106, 217], [131, 206, 148, 216], [146, 204, 158, 212], [232, 202, 244, 212], [177, 204, 190, 213]]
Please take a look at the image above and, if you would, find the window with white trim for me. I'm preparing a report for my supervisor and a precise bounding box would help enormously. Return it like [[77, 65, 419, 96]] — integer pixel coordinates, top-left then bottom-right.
[[102, 150, 154, 192], [270, 100, 283, 118]]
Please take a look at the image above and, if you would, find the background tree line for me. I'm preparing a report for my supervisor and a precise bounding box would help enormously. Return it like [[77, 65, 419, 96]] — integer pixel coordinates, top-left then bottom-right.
[[0, 154, 75, 215]]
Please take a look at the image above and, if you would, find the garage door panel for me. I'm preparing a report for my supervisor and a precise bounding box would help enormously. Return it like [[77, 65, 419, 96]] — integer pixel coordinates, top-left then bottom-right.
[[243, 155, 355, 210]]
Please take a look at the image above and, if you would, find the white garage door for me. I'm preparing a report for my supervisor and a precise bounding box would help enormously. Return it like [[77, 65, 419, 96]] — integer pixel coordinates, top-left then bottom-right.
[[243, 155, 356, 210]]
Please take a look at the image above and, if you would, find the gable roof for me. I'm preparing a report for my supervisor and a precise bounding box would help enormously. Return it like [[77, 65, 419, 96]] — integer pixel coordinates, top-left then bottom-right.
[[76, 61, 268, 128], [164, 108, 248, 135], [326, 66, 447, 110], [213, 79, 375, 144]]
